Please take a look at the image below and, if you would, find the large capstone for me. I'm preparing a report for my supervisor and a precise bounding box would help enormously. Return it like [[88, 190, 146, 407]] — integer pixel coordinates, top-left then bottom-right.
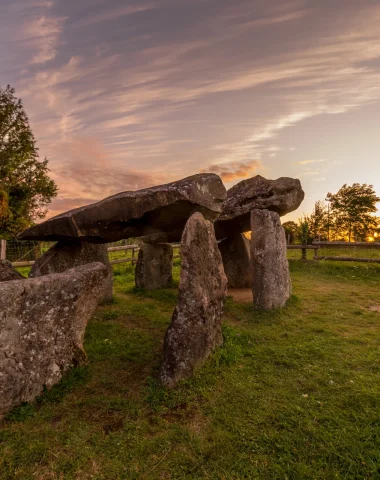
[[135, 243, 173, 290], [0, 263, 107, 415], [215, 175, 304, 238], [159, 212, 227, 388], [218, 234, 251, 288], [0, 260, 24, 282], [30, 240, 113, 302], [250, 209, 291, 310], [19, 174, 226, 244]]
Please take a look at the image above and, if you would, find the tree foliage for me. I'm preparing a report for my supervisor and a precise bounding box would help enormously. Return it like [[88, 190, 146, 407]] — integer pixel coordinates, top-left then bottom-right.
[[288, 184, 379, 244], [326, 184, 380, 241], [282, 221, 298, 243], [0, 85, 57, 238]]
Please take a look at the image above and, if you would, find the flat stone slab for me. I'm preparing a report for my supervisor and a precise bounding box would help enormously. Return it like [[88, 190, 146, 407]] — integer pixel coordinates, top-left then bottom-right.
[[159, 212, 227, 388], [19, 174, 226, 244], [251, 209, 291, 310], [215, 175, 304, 238], [30, 240, 113, 302], [0, 263, 107, 415]]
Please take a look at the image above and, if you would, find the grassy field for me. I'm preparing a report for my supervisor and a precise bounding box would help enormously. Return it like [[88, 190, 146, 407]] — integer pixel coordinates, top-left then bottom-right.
[[287, 245, 380, 261], [1, 257, 380, 479]]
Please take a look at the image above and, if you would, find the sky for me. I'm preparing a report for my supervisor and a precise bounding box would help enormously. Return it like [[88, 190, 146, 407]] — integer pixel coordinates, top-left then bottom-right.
[[1, 0, 380, 220]]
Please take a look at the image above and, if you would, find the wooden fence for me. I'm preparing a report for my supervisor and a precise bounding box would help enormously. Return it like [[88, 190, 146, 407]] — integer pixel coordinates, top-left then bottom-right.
[[4, 243, 182, 268], [310, 241, 380, 264], [2, 239, 380, 267]]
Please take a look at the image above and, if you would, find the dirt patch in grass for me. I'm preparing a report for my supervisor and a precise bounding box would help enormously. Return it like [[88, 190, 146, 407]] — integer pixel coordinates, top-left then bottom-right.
[[368, 305, 380, 312], [228, 288, 252, 302]]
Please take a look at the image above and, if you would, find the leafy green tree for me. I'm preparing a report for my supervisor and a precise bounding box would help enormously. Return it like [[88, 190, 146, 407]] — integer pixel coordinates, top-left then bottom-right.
[[326, 184, 380, 242], [297, 216, 313, 245], [308, 200, 329, 240], [0, 85, 57, 238]]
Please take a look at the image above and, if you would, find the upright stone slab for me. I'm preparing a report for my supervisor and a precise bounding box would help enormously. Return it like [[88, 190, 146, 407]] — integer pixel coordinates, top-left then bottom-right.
[[135, 243, 173, 290], [0, 263, 107, 415], [250, 209, 291, 310], [0, 260, 24, 282], [218, 234, 251, 288], [30, 240, 113, 302], [159, 212, 227, 388]]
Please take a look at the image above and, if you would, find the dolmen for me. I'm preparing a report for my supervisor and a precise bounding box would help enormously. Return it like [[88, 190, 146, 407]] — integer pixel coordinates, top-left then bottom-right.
[[8, 173, 228, 396], [0, 262, 107, 415], [19, 173, 226, 292], [7, 172, 305, 400], [215, 176, 304, 309]]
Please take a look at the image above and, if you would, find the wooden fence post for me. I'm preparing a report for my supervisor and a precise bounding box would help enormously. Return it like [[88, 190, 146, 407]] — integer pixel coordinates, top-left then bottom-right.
[[0, 239, 6, 260]]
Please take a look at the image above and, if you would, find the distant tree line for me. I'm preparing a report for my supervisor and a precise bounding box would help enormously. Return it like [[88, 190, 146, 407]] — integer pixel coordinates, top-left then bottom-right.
[[283, 184, 380, 244]]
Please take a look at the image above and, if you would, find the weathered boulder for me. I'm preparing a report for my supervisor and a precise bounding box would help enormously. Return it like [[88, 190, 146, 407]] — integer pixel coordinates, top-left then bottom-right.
[[250, 209, 291, 310], [215, 175, 304, 238], [159, 212, 227, 388], [0, 263, 107, 415], [218, 234, 251, 288], [19, 174, 226, 244], [30, 240, 113, 302], [135, 243, 173, 290], [0, 260, 24, 282]]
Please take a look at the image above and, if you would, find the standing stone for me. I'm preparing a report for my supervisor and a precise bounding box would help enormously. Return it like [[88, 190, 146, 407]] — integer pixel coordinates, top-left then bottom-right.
[[30, 240, 113, 302], [0, 260, 24, 282], [218, 234, 251, 288], [135, 243, 173, 290], [0, 263, 107, 415], [159, 212, 227, 388], [250, 209, 291, 310]]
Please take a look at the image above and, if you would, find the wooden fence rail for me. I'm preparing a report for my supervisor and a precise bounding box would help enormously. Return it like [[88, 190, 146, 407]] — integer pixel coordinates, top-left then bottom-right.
[[9, 243, 183, 267], [5, 240, 380, 267], [312, 241, 380, 248]]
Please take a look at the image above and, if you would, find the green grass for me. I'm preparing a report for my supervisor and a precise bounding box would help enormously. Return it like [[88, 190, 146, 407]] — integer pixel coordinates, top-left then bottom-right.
[[2, 258, 380, 479], [287, 245, 380, 260]]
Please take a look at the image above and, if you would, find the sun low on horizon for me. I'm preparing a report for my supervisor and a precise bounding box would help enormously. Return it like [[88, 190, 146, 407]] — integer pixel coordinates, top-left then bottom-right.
[[1, 0, 380, 221]]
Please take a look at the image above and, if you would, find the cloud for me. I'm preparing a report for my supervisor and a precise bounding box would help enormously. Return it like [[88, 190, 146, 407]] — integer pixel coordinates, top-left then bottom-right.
[[202, 160, 262, 183], [46, 137, 174, 216], [26, 14, 67, 65], [3, 0, 380, 216], [298, 159, 326, 165], [73, 3, 155, 28]]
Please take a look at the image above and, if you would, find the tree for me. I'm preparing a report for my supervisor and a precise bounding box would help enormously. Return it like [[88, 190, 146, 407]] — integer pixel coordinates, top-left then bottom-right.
[[326, 184, 380, 242], [282, 221, 298, 244], [297, 216, 312, 246], [308, 200, 329, 240], [0, 85, 57, 238]]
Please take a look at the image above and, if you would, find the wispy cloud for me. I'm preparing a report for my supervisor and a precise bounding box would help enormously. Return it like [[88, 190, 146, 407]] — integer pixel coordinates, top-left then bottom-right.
[[298, 159, 326, 165], [73, 3, 155, 28], [2, 0, 380, 217]]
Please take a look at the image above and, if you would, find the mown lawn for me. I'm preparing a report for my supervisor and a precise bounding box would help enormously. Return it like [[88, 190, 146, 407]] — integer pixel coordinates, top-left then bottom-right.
[[1, 259, 380, 479]]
